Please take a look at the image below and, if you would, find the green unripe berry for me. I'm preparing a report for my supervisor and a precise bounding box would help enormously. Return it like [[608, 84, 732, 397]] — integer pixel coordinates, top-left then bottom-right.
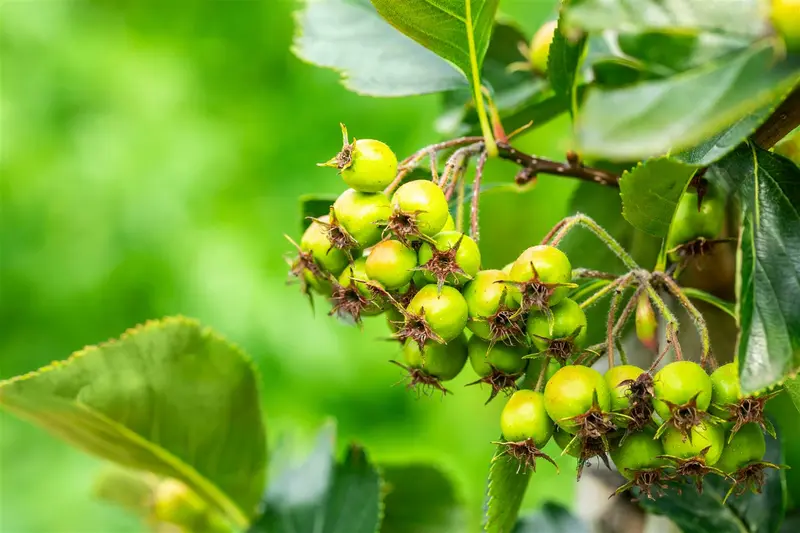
[[635, 294, 658, 351], [341, 141, 398, 193], [462, 269, 519, 340], [605, 365, 646, 413], [442, 214, 456, 232], [467, 335, 527, 377], [509, 245, 572, 308], [710, 362, 741, 416], [332, 189, 390, 248], [653, 361, 712, 420], [661, 422, 724, 465], [610, 429, 665, 479], [391, 180, 449, 237], [418, 231, 481, 286], [527, 298, 587, 351], [386, 306, 405, 333], [501, 390, 554, 445], [666, 188, 725, 261], [406, 284, 468, 342], [365, 240, 417, 289], [715, 423, 766, 474], [300, 215, 348, 276], [402, 333, 468, 381], [544, 365, 611, 433], [338, 258, 383, 316], [530, 20, 557, 74]]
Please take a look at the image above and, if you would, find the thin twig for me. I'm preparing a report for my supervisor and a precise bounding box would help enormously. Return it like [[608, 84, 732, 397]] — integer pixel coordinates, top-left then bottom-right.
[[607, 275, 636, 368], [429, 149, 438, 183], [753, 87, 800, 150], [535, 356, 551, 392], [456, 174, 466, 233], [496, 142, 619, 187], [384, 136, 483, 195], [444, 144, 482, 199], [572, 268, 619, 280], [471, 150, 488, 241], [653, 272, 714, 368], [546, 214, 640, 271]]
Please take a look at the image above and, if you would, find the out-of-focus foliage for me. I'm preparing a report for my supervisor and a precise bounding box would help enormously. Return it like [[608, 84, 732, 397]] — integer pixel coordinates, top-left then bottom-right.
[[0, 1, 578, 531]]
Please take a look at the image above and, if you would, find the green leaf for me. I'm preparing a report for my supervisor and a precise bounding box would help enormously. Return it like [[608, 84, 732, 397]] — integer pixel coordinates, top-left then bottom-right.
[[575, 42, 800, 161], [619, 157, 696, 238], [0, 317, 267, 528], [638, 425, 785, 533], [301, 193, 338, 231], [548, 16, 587, 117], [711, 145, 800, 394], [785, 378, 800, 413], [293, 0, 466, 96], [681, 288, 737, 319], [370, 0, 501, 82], [564, 0, 767, 38], [381, 464, 466, 533], [252, 423, 382, 533], [513, 503, 589, 533], [674, 102, 777, 165], [484, 446, 532, 533]]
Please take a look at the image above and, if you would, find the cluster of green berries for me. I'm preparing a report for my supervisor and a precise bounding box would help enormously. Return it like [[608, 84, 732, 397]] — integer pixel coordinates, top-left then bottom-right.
[[499, 360, 779, 499]]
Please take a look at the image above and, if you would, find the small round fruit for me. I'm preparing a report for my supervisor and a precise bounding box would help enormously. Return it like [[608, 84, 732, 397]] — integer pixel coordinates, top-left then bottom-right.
[[509, 245, 572, 307], [341, 139, 398, 193], [391, 180, 449, 237], [462, 270, 519, 339], [418, 231, 481, 286], [710, 362, 740, 418], [403, 334, 468, 381], [527, 298, 587, 351], [666, 188, 725, 260], [544, 365, 612, 433], [338, 258, 382, 316], [442, 214, 456, 232], [635, 294, 658, 351], [530, 20, 557, 74], [301, 215, 348, 275], [610, 429, 665, 479], [365, 240, 417, 289], [653, 361, 712, 420], [501, 262, 514, 274], [661, 422, 724, 465], [605, 365, 646, 413], [545, 358, 561, 381], [715, 423, 767, 474], [772, 0, 800, 52], [501, 390, 554, 445], [332, 189, 390, 248], [553, 427, 580, 457], [406, 284, 469, 342], [468, 335, 527, 377]]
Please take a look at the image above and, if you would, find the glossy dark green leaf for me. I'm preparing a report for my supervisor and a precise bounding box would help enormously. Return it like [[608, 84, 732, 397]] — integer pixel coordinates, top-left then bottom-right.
[[674, 102, 777, 165], [484, 445, 532, 533], [711, 145, 800, 394], [619, 157, 696, 238], [370, 0, 500, 83], [548, 16, 587, 117], [293, 0, 465, 96], [381, 464, 466, 533], [513, 503, 589, 533], [0, 318, 267, 528], [638, 426, 785, 533], [576, 42, 800, 161], [564, 0, 767, 38], [617, 31, 750, 75], [300, 193, 338, 231], [252, 423, 382, 533]]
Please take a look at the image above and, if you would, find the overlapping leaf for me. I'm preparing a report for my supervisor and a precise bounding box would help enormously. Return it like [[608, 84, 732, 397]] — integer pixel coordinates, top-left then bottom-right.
[[484, 445, 533, 533]]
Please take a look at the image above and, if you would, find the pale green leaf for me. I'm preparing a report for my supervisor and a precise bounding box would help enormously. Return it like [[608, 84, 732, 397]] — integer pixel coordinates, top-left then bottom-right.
[[484, 446, 532, 533]]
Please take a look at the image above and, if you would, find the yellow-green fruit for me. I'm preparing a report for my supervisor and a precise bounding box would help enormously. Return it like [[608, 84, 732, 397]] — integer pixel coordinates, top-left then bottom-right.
[[610, 429, 665, 479], [391, 180, 449, 236], [501, 390, 554, 445], [462, 269, 519, 339], [338, 258, 383, 316], [527, 298, 587, 351], [661, 422, 724, 465], [710, 362, 740, 418], [340, 139, 398, 193], [509, 245, 572, 308], [332, 189, 390, 248], [467, 335, 527, 377], [653, 361, 712, 421], [530, 20, 558, 74], [715, 423, 767, 474], [605, 365, 646, 413], [544, 365, 612, 433], [406, 285, 469, 342], [365, 240, 417, 289], [666, 189, 725, 262], [402, 334, 468, 381], [442, 214, 456, 231], [300, 215, 348, 276], [418, 231, 482, 286], [772, 0, 800, 52]]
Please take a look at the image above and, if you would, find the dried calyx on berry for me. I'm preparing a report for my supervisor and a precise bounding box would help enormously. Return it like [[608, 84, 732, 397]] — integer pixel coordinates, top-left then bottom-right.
[[507, 245, 575, 312], [653, 361, 714, 438], [318, 123, 398, 193], [526, 298, 587, 364], [605, 365, 655, 431], [497, 390, 557, 472], [710, 362, 778, 441], [466, 336, 527, 404], [386, 180, 449, 245], [392, 333, 469, 396], [417, 231, 481, 291], [462, 269, 525, 346]]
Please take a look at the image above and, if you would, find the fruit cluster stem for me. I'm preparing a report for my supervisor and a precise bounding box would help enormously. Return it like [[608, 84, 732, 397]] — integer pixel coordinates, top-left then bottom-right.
[[471, 150, 489, 241], [496, 142, 619, 187]]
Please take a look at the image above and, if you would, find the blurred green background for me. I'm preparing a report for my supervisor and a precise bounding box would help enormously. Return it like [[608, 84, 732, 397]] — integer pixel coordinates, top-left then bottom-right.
[[0, 1, 587, 531]]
